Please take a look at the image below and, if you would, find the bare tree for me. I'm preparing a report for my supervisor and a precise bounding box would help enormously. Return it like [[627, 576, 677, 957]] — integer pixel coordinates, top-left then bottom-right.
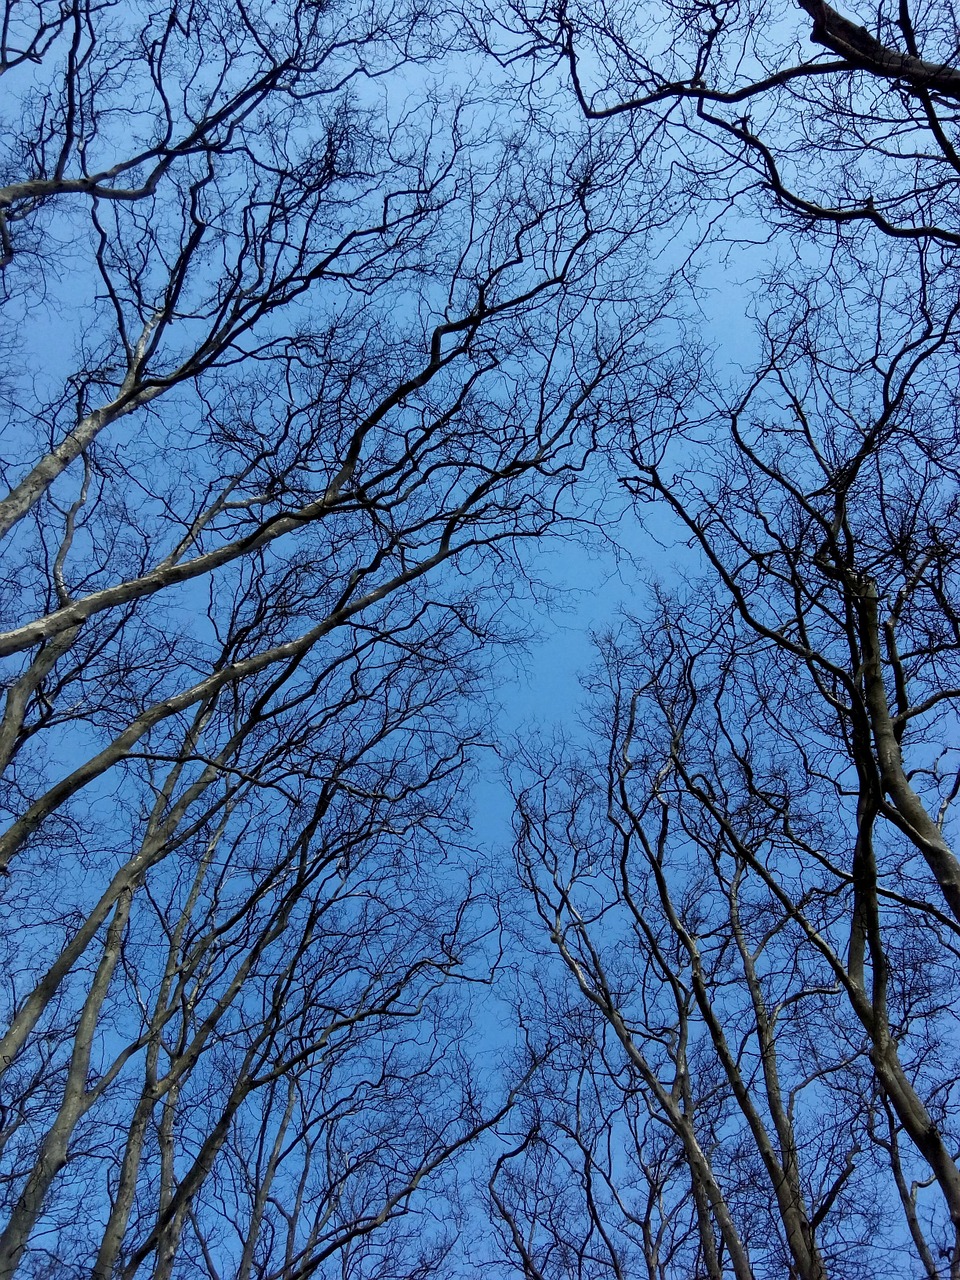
[[0, 2, 676, 1275], [495, 271, 960, 1278]]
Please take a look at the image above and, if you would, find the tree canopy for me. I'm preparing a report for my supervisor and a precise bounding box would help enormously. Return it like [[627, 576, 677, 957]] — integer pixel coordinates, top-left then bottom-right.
[[1, 1, 960, 1277]]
